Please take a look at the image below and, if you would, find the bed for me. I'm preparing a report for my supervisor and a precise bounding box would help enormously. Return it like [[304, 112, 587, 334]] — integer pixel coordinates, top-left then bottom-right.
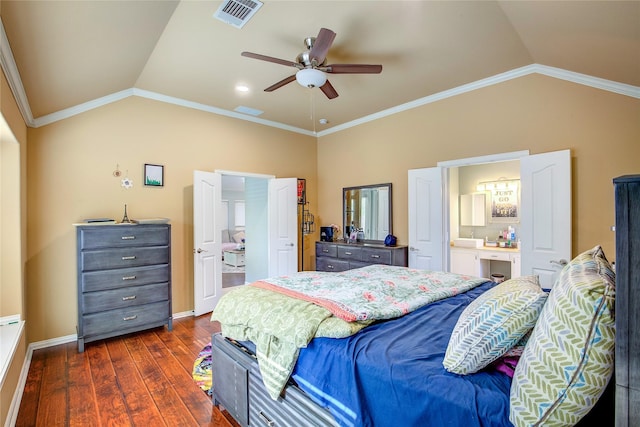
[[211, 247, 615, 427]]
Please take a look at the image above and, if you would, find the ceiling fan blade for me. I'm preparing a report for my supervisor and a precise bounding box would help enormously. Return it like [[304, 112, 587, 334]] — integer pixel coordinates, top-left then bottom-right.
[[264, 74, 297, 92], [309, 28, 336, 64], [241, 51, 301, 68], [325, 64, 383, 74], [320, 80, 339, 99]]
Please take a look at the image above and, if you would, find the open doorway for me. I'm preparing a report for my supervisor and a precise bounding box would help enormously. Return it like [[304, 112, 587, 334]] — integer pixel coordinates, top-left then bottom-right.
[[448, 160, 521, 281], [221, 175, 246, 288], [194, 170, 298, 315]]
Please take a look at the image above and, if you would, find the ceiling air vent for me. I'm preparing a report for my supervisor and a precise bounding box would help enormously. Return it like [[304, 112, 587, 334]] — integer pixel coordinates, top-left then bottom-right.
[[214, 0, 263, 29]]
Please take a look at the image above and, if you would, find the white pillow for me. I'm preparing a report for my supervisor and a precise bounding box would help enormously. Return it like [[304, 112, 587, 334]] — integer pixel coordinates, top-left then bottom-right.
[[232, 231, 245, 243], [443, 275, 547, 375]]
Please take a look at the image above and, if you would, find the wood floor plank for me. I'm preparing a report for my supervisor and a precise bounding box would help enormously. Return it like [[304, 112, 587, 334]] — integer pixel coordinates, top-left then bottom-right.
[[36, 346, 68, 426], [172, 316, 212, 351], [155, 323, 201, 374], [15, 315, 235, 427], [14, 347, 45, 427], [65, 342, 100, 426], [106, 338, 167, 426], [139, 330, 215, 425], [86, 342, 133, 426], [123, 334, 201, 426]]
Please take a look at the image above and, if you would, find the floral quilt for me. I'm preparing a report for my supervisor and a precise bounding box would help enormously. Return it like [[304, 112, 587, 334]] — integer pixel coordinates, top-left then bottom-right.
[[253, 264, 487, 322], [212, 265, 488, 400]]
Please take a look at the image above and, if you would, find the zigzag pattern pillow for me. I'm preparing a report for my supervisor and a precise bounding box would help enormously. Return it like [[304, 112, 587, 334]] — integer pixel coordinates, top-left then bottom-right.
[[443, 275, 547, 375], [509, 246, 616, 426]]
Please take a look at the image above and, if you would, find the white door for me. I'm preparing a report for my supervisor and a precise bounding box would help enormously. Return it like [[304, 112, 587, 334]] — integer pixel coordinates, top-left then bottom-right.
[[193, 170, 222, 316], [268, 178, 298, 277], [520, 149, 571, 289], [408, 167, 444, 271]]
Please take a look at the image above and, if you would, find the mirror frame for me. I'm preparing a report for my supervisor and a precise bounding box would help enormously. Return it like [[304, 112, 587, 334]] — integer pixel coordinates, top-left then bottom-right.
[[342, 183, 393, 244]]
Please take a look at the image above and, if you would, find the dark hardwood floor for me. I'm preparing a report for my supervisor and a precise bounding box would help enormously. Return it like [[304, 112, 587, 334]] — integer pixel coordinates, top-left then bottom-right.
[[15, 314, 240, 427]]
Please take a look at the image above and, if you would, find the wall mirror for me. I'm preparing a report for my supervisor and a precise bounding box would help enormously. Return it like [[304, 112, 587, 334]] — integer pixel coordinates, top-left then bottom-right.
[[343, 183, 392, 244]]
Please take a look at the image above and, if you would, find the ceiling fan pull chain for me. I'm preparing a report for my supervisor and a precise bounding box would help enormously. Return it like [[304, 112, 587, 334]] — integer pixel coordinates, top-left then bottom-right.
[[310, 91, 316, 133]]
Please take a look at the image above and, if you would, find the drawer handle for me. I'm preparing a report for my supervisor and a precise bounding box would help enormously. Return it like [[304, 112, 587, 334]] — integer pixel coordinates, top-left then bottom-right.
[[327, 265, 334, 269], [370, 254, 380, 259], [345, 251, 352, 255], [121, 256, 136, 260], [121, 236, 136, 240], [122, 295, 136, 301], [258, 411, 275, 427], [122, 275, 136, 281], [322, 249, 329, 253], [123, 315, 137, 321]]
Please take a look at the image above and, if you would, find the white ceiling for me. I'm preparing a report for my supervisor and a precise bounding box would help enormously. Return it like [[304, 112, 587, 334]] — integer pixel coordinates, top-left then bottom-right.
[[1, 1, 639, 135]]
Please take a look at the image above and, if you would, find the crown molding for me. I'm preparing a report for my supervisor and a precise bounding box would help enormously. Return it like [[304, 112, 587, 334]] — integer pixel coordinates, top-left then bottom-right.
[[132, 89, 316, 137], [316, 64, 640, 137], [1, 13, 637, 136], [0, 17, 35, 127]]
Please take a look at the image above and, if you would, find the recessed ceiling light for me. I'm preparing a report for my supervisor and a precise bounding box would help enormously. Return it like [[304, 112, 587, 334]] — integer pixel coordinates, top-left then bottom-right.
[[235, 84, 249, 92]]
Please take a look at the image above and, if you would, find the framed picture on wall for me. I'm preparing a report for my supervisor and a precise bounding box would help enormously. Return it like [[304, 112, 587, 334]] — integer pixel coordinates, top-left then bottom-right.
[[144, 164, 164, 187], [297, 178, 306, 204], [490, 182, 519, 222]]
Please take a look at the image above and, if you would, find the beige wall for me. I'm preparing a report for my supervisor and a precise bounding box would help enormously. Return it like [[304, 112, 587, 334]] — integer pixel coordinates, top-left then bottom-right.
[[0, 66, 27, 427], [25, 96, 317, 342], [1, 68, 27, 318], [317, 74, 640, 261]]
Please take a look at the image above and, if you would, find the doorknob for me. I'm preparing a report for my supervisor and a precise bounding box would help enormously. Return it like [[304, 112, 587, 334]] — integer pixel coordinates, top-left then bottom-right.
[[550, 259, 568, 267], [196, 248, 207, 254]]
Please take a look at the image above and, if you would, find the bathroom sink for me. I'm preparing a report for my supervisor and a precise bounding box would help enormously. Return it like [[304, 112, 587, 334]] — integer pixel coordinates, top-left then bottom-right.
[[453, 238, 485, 248]]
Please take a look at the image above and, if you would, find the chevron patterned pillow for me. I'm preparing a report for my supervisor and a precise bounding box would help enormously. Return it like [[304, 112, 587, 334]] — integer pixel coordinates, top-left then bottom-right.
[[509, 245, 616, 426], [443, 275, 547, 375]]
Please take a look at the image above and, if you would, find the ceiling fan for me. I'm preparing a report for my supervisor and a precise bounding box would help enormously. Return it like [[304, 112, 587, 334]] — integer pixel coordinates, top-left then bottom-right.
[[241, 28, 382, 99]]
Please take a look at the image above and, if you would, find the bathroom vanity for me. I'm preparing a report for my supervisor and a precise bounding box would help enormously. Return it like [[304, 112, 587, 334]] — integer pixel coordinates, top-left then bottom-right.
[[450, 245, 520, 280]]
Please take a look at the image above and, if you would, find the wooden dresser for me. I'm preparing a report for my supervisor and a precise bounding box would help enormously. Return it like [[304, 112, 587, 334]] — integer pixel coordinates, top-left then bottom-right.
[[613, 175, 640, 426], [75, 223, 172, 352], [315, 241, 408, 272]]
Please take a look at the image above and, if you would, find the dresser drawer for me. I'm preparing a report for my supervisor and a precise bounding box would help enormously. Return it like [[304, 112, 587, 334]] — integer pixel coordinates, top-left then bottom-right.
[[79, 225, 170, 249], [316, 242, 337, 258], [80, 246, 169, 271], [82, 282, 169, 314], [362, 247, 392, 264], [81, 264, 169, 292], [82, 300, 170, 336], [479, 251, 511, 262], [316, 257, 350, 272], [80, 264, 170, 292], [337, 246, 362, 261]]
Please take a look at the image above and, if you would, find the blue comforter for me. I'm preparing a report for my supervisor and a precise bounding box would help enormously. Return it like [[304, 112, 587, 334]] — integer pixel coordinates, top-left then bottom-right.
[[291, 281, 513, 427]]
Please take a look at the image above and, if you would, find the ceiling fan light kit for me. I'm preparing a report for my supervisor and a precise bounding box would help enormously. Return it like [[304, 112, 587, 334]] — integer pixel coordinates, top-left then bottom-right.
[[241, 28, 382, 99], [296, 68, 327, 88]]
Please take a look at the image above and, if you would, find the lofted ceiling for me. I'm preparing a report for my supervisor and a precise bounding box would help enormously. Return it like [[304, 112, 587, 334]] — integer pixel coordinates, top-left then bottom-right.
[[1, 0, 639, 135]]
